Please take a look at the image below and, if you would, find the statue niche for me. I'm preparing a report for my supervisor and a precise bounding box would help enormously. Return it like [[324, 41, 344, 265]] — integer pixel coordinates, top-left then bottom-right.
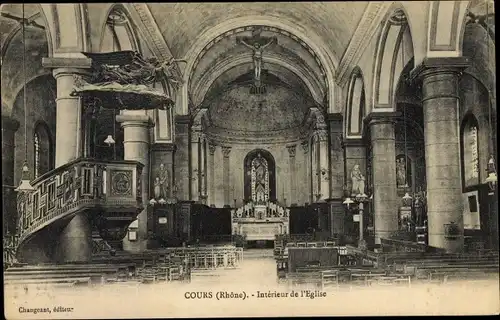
[[244, 149, 276, 203]]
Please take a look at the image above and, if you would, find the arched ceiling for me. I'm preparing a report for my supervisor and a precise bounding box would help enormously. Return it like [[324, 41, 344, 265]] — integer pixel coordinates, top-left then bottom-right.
[[147, 2, 369, 110], [1, 4, 50, 116], [147, 2, 369, 62]]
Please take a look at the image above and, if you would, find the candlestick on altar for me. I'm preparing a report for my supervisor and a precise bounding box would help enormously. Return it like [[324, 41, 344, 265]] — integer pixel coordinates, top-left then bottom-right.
[[233, 198, 237, 208]]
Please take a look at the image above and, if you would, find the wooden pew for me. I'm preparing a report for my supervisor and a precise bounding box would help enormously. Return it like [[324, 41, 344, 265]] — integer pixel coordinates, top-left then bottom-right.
[[4, 277, 92, 287]]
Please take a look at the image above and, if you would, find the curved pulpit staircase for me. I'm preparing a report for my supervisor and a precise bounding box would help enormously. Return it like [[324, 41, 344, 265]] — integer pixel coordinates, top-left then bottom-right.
[[15, 158, 144, 263]]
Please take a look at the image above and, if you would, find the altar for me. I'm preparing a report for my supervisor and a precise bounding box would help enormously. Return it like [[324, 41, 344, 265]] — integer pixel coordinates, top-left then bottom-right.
[[231, 150, 289, 241], [231, 202, 289, 241]]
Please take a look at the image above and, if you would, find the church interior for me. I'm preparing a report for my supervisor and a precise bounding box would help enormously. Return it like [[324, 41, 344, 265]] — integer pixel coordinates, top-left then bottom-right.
[[2, 2, 498, 294]]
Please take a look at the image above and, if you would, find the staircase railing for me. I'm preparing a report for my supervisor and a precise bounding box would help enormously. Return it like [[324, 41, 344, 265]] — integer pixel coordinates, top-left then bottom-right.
[[16, 158, 144, 250]]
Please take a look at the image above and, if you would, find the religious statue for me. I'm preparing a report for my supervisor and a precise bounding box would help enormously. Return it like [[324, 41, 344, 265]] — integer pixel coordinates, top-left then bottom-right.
[[153, 163, 170, 200], [350, 164, 365, 196], [237, 37, 276, 83], [396, 157, 407, 187]]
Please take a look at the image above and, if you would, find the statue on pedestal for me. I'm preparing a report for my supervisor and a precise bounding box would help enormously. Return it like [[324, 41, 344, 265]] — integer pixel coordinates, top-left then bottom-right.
[[153, 163, 170, 200], [396, 157, 407, 187], [350, 164, 365, 196]]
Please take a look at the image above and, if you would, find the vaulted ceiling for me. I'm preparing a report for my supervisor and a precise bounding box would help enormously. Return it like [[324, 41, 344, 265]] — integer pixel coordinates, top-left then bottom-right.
[[147, 2, 369, 61], [147, 2, 369, 109], [1, 4, 49, 114]]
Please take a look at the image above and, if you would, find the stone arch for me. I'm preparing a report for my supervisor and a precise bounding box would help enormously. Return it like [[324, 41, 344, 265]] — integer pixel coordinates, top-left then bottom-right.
[[192, 53, 324, 109], [45, 4, 87, 54], [1, 4, 53, 117], [98, 4, 141, 53], [372, 6, 415, 111], [428, 1, 471, 57], [181, 15, 338, 115], [346, 67, 366, 138]]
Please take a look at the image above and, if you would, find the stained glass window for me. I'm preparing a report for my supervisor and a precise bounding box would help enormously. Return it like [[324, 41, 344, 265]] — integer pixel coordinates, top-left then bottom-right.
[[251, 154, 269, 203], [463, 118, 480, 187], [34, 133, 40, 178]]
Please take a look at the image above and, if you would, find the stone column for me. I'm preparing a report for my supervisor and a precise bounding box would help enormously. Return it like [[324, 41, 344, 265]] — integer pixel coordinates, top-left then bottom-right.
[[117, 112, 152, 252], [199, 134, 207, 205], [222, 146, 232, 207], [317, 129, 330, 201], [327, 113, 344, 238], [287, 145, 297, 205], [2, 116, 19, 235], [174, 115, 190, 200], [301, 141, 311, 204], [367, 114, 399, 245], [327, 113, 344, 199], [190, 130, 200, 202], [43, 58, 93, 263], [412, 57, 468, 252], [311, 136, 319, 202], [208, 143, 216, 207], [52, 68, 88, 167]]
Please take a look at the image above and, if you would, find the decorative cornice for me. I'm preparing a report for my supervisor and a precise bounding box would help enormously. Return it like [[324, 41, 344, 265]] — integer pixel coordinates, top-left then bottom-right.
[[342, 138, 365, 148], [174, 115, 191, 125], [116, 114, 153, 126], [204, 127, 305, 146], [42, 57, 92, 69], [363, 111, 401, 127], [326, 113, 343, 122], [409, 57, 470, 82], [151, 143, 176, 152], [336, 2, 392, 85], [126, 4, 183, 80]]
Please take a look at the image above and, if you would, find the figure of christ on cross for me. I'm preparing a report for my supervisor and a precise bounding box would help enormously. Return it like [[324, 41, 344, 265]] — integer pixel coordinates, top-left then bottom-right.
[[237, 36, 276, 83]]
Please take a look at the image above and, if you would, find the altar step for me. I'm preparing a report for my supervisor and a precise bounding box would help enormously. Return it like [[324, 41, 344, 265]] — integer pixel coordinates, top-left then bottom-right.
[[243, 249, 274, 259]]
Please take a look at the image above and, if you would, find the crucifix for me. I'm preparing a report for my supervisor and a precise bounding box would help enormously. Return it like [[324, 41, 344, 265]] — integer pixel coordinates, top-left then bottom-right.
[[236, 27, 277, 91]]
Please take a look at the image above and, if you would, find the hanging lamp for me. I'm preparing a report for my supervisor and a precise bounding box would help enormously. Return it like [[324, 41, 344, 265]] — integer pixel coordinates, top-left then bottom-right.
[[15, 4, 35, 193], [103, 17, 117, 151]]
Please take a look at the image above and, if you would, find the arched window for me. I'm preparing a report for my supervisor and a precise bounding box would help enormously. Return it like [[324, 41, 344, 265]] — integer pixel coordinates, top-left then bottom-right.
[[33, 123, 53, 178], [461, 115, 480, 188], [101, 8, 137, 52]]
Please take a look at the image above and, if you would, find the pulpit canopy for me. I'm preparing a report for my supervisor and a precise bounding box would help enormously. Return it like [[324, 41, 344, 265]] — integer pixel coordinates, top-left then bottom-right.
[[70, 51, 180, 110]]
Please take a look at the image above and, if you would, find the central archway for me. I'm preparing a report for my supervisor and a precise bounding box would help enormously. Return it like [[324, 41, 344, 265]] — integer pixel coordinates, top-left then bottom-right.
[[244, 149, 276, 202]]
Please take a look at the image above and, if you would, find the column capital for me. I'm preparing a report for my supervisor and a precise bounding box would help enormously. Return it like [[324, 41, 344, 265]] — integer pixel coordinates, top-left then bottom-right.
[[314, 129, 329, 141], [191, 129, 202, 142], [364, 111, 401, 127], [175, 114, 191, 125], [221, 146, 232, 158], [42, 57, 93, 70], [116, 114, 153, 128], [409, 57, 469, 82], [208, 143, 216, 155], [151, 143, 176, 152], [286, 144, 297, 157], [342, 138, 365, 148], [1, 116, 20, 132], [301, 140, 309, 154], [326, 113, 343, 123]]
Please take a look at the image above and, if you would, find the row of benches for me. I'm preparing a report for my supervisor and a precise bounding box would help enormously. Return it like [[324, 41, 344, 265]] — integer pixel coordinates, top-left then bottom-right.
[[5, 251, 192, 287]]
